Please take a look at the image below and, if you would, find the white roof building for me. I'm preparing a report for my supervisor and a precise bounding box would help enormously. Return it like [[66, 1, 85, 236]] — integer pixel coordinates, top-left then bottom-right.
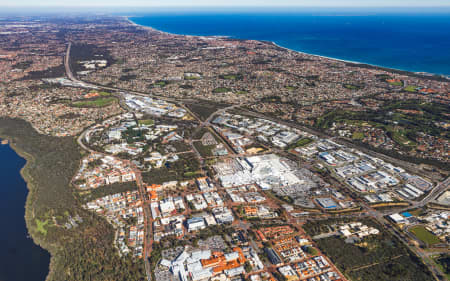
[[389, 213, 406, 224]]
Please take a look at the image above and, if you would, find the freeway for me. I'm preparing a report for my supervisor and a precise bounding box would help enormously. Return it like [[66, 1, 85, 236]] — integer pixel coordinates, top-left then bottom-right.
[[65, 41, 449, 281], [65, 42, 175, 101], [64, 41, 446, 181], [64, 42, 76, 81], [347, 175, 449, 280], [66, 39, 450, 218], [372, 176, 450, 217], [237, 108, 441, 180], [204, 103, 243, 124], [419, 177, 450, 207]]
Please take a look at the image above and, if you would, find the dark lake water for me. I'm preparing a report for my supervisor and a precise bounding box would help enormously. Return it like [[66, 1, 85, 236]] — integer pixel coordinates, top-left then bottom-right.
[[0, 143, 50, 281]]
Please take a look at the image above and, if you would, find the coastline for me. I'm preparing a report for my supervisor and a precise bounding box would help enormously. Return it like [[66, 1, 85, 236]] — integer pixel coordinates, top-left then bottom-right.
[[126, 16, 449, 80], [267, 40, 450, 81], [0, 135, 52, 281]]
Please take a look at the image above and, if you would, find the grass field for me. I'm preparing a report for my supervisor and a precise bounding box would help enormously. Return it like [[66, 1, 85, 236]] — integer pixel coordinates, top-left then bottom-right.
[[388, 81, 403, 86], [404, 85, 418, 92], [391, 130, 416, 147], [35, 218, 49, 235], [138, 119, 154, 126], [184, 76, 200, 80], [410, 225, 441, 246], [352, 131, 365, 140], [153, 80, 168, 87], [305, 246, 319, 256], [289, 138, 314, 149], [71, 96, 117, 108], [212, 87, 232, 94], [343, 84, 361, 90]]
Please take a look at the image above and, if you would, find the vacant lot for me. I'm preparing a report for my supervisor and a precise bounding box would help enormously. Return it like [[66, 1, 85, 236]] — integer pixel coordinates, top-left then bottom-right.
[[71, 96, 117, 108], [304, 218, 434, 281], [193, 141, 215, 158], [185, 100, 229, 121], [410, 225, 441, 246]]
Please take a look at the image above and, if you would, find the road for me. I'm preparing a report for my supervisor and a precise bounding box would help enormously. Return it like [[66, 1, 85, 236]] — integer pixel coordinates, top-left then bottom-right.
[[64, 41, 444, 182], [66, 42, 449, 281], [132, 165, 153, 281], [64, 41, 184, 106], [343, 174, 449, 281], [64, 42, 75, 80], [67, 60, 154, 280], [76, 125, 94, 153], [371, 176, 450, 217]]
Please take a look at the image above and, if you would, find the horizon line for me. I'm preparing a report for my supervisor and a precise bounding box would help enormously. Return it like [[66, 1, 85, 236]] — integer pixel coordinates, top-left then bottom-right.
[[1, 5, 450, 8]]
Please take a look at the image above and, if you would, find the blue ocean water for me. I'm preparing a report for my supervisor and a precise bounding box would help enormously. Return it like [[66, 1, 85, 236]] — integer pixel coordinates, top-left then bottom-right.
[[129, 9, 450, 76], [0, 143, 50, 281]]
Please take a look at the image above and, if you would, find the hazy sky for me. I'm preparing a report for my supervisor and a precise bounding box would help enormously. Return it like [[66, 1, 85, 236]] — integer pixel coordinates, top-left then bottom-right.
[[1, 0, 450, 7]]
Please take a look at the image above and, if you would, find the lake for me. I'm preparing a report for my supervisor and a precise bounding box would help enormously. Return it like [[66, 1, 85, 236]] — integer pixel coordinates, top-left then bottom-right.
[[0, 142, 50, 281]]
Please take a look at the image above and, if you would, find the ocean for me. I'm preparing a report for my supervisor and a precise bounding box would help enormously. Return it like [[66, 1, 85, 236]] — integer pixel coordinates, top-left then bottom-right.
[[129, 8, 450, 76], [0, 143, 50, 281]]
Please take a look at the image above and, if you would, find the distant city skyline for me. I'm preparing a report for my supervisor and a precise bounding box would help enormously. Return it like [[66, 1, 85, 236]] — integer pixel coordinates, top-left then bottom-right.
[[1, 0, 450, 7]]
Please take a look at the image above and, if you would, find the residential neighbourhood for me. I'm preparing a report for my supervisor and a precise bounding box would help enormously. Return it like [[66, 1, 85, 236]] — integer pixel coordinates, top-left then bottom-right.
[[0, 15, 448, 281]]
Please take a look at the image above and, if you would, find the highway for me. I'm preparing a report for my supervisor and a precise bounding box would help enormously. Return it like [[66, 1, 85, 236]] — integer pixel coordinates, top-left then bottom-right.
[[64, 42, 75, 80], [237, 108, 442, 180], [64, 41, 181, 105], [65, 42, 449, 281]]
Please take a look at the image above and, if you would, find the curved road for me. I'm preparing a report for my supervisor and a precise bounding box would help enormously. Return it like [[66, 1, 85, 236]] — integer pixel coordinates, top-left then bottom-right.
[[66, 41, 449, 281]]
